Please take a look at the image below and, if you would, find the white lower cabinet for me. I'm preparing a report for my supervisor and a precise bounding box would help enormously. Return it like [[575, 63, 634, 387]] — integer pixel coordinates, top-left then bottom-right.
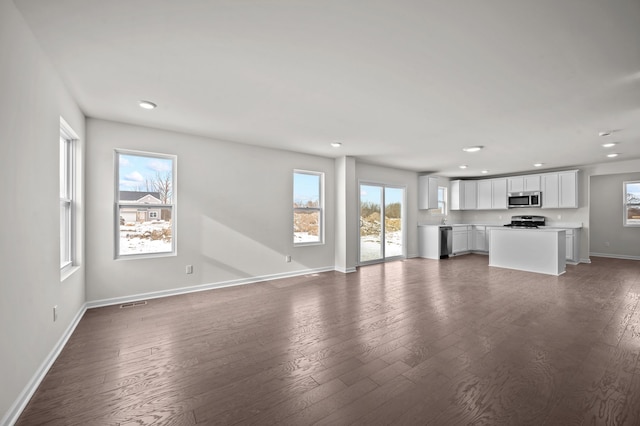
[[452, 226, 469, 254], [472, 226, 486, 252], [564, 228, 580, 263]]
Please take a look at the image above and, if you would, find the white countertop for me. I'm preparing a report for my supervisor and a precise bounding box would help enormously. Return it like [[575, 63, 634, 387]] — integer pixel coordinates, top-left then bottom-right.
[[417, 222, 582, 229]]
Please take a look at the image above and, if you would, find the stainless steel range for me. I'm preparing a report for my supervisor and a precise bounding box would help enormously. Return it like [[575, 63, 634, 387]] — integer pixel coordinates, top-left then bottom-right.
[[504, 215, 545, 229]]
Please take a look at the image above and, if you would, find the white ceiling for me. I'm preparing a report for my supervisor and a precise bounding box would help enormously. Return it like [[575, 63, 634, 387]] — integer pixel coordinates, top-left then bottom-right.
[[15, 0, 640, 177]]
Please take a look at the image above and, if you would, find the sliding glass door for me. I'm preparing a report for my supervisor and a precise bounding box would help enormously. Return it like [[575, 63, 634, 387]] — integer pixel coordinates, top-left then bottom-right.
[[359, 183, 405, 264]]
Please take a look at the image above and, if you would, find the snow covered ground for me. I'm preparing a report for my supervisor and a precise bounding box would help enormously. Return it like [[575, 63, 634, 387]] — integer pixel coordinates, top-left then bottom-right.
[[360, 231, 402, 262], [120, 221, 172, 255]]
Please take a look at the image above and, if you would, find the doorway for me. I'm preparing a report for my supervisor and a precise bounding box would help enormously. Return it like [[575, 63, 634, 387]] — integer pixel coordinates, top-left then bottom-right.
[[359, 183, 405, 264]]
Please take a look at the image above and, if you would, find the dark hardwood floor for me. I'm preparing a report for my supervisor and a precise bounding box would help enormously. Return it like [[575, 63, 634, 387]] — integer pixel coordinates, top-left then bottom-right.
[[16, 255, 640, 425]]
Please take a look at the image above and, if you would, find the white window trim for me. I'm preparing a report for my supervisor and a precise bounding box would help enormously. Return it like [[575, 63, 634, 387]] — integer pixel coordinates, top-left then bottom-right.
[[115, 149, 177, 259], [293, 170, 325, 246], [623, 180, 640, 227], [437, 186, 448, 216], [60, 118, 78, 275]]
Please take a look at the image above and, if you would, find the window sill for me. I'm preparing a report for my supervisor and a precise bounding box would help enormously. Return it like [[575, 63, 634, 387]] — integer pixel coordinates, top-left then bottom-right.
[[61, 265, 81, 282], [294, 242, 325, 247], [115, 252, 177, 261]]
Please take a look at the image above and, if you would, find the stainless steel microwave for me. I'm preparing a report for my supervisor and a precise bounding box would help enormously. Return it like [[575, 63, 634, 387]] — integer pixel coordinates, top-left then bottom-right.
[[508, 191, 541, 208]]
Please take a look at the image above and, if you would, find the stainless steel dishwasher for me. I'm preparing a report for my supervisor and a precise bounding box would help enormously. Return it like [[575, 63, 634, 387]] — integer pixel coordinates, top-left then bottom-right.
[[440, 226, 453, 259]]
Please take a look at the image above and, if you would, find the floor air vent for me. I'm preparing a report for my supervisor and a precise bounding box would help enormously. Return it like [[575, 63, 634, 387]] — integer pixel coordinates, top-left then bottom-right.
[[120, 300, 148, 308]]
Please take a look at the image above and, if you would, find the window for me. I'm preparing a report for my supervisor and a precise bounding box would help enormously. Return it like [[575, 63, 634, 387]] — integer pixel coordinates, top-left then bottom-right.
[[293, 170, 324, 244], [60, 119, 77, 272], [624, 181, 640, 226], [438, 186, 448, 215], [116, 150, 176, 258]]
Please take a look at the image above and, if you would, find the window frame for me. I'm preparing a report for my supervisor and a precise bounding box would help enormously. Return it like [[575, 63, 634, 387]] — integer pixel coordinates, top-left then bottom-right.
[[60, 118, 77, 274], [623, 180, 640, 227], [115, 149, 177, 259], [293, 170, 324, 246], [437, 186, 448, 216]]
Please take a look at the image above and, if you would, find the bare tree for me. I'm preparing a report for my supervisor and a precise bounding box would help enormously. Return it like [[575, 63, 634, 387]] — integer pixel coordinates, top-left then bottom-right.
[[153, 172, 172, 204]]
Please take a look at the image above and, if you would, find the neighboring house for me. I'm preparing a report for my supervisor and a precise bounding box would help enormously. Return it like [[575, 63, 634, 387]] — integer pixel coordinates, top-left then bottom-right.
[[119, 191, 164, 224]]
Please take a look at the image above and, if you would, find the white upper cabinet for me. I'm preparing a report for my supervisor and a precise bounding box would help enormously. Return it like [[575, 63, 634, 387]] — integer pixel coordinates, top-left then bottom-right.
[[463, 180, 477, 210], [542, 173, 559, 208], [451, 180, 477, 210], [450, 180, 461, 210], [542, 170, 578, 209], [476, 178, 507, 210], [477, 180, 492, 210], [418, 175, 438, 210], [492, 178, 508, 209], [453, 170, 577, 211], [508, 175, 540, 192], [558, 171, 578, 208]]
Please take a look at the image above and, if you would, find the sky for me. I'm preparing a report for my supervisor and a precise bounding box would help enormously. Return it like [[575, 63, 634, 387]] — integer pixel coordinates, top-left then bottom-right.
[[119, 153, 173, 192], [360, 184, 403, 205], [293, 172, 320, 205], [628, 182, 640, 201]]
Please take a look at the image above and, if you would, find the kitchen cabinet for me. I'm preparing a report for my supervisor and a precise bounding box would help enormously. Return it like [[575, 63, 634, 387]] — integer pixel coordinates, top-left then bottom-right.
[[542, 170, 578, 209], [564, 228, 580, 263], [463, 181, 477, 210], [472, 226, 486, 252], [418, 225, 440, 259], [477, 178, 507, 210], [450, 180, 461, 211], [418, 175, 438, 210], [477, 180, 492, 210], [451, 180, 477, 210], [559, 171, 578, 208], [452, 226, 470, 254], [508, 175, 540, 192], [492, 178, 508, 209]]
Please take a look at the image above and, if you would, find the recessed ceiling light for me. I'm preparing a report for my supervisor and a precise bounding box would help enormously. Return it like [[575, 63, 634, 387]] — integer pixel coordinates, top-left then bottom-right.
[[607, 153, 619, 158], [481, 170, 489, 174], [533, 163, 543, 167], [459, 165, 468, 169], [598, 131, 613, 137], [139, 100, 157, 110], [330, 142, 342, 148], [462, 146, 483, 152], [602, 142, 617, 148]]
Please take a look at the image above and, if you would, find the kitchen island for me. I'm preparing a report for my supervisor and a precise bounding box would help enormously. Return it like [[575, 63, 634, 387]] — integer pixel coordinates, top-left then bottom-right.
[[489, 228, 566, 276]]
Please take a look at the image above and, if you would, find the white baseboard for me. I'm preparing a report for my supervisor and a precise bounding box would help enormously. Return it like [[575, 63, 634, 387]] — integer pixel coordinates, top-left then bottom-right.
[[86, 266, 336, 309], [580, 258, 592, 264], [335, 266, 357, 273], [2, 304, 86, 426], [589, 253, 640, 261]]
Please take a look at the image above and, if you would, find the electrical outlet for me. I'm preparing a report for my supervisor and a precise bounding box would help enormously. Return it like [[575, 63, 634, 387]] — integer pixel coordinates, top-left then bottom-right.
[[285, 255, 292, 263], [557, 215, 562, 220], [186, 265, 193, 274], [604, 241, 610, 247], [53, 305, 58, 322]]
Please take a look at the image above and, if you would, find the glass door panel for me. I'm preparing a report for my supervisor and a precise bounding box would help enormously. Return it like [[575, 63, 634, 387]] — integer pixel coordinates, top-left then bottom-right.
[[360, 185, 383, 263], [384, 187, 403, 258]]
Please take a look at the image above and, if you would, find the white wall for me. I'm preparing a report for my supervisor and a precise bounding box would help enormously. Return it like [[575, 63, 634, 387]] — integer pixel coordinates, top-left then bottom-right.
[[0, 0, 85, 423], [590, 172, 640, 258], [85, 119, 336, 302], [355, 162, 420, 258]]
